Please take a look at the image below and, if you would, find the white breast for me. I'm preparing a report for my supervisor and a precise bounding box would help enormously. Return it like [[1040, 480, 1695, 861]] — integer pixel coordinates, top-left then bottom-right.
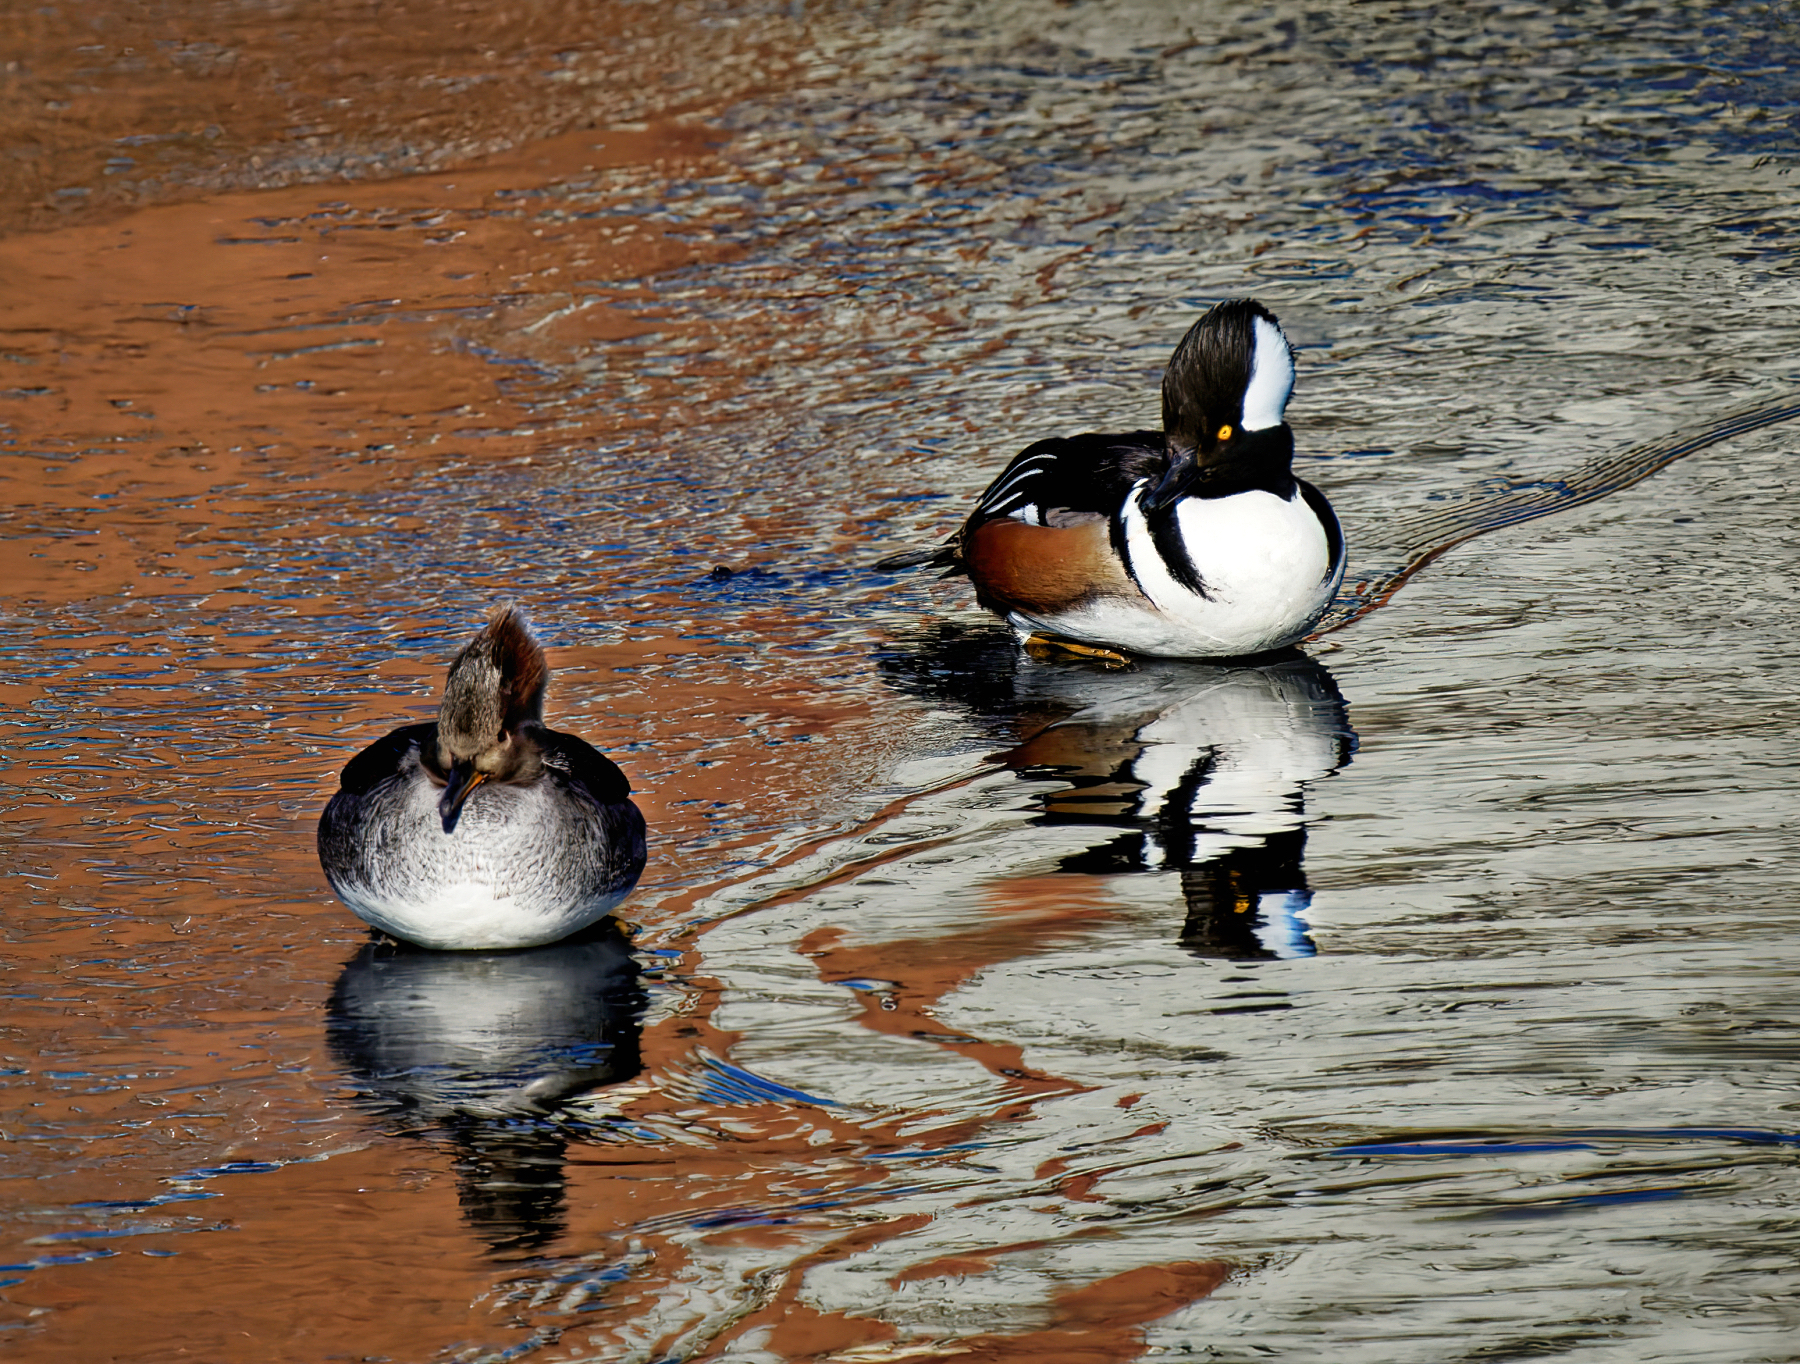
[[324, 772, 639, 951], [1110, 484, 1343, 657]]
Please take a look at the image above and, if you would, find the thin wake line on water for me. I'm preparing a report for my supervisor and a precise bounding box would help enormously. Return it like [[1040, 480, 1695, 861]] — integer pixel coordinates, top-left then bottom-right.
[[1319, 393, 1800, 633]]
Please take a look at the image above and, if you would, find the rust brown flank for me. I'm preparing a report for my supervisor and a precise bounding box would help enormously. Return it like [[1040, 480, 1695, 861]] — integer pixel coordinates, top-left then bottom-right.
[[964, 516, 1144, 614]]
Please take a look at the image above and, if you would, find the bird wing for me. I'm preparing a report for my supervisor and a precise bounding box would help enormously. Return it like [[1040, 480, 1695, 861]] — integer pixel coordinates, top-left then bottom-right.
[[539, 727, 634, 804], [335, 723, 436, 795], [966, 430, 1166, 528], [874, 430, 1166, 574]]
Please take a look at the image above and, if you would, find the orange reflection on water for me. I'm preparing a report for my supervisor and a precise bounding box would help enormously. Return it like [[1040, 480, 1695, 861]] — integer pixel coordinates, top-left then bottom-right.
[[0, 3, 1249, 1358], [0, 118, 736, 607]]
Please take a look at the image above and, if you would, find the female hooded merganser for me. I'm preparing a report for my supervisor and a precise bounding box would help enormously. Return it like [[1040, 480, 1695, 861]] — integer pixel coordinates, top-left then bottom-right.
[[316, 605, 646, 951], [878, 299, 1345, 659]]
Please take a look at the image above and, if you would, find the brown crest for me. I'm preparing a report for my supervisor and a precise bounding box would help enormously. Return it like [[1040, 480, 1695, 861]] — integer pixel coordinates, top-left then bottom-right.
[[484, 602, 548, 729], [438, 602, 549, 759]]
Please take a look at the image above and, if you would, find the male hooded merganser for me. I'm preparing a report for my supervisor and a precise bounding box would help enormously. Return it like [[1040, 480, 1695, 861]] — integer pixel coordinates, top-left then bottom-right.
[[316, 605, 646, 951], [877, 299, 1345, 659]]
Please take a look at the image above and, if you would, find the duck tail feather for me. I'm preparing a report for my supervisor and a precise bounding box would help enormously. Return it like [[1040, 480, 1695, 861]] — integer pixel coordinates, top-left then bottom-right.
[[874, 543, 960, 573]]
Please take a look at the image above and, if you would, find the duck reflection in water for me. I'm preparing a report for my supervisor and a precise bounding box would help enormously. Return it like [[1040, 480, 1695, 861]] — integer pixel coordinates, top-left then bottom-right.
[[878, 624, 1355, 958], [326, 920, 644, 1255]]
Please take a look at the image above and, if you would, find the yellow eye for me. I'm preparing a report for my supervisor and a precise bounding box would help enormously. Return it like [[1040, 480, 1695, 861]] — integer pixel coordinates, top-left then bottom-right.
[[1217, 424, 1234, 442]]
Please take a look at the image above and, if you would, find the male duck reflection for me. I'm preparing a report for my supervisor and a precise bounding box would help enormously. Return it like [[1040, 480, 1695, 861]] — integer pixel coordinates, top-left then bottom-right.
[[879, 625, 1354, 958], [878, 298, 1345, 659], [317, 604, 646, 951]]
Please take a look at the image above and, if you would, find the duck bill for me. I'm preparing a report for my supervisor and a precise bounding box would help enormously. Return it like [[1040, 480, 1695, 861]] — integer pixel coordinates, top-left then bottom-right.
[[1141, 446, 1199, 512], [438, 762, 488, 833]]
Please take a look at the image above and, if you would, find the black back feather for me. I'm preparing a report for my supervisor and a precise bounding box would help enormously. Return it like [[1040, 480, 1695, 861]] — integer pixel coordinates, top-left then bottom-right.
[[539, 729, 633, 805], [338, 723, 435, 795]]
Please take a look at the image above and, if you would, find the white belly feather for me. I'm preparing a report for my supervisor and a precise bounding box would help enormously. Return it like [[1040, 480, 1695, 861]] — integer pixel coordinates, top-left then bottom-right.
[[1008, 484, 1343, 658], [323, 767, 641, 951]]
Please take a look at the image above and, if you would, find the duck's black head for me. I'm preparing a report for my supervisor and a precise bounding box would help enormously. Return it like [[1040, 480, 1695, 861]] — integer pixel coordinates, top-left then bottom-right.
[[1150, 299, 1297, 505], [432, 603, 549, 831]]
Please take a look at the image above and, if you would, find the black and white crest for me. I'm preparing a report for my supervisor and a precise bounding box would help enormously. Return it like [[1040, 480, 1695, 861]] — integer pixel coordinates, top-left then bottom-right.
[[1161, 299, 1296, 452]]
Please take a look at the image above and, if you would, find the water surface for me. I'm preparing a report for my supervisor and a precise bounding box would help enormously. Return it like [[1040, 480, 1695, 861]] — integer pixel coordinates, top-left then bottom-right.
[[4, 2, 1799, 1360]]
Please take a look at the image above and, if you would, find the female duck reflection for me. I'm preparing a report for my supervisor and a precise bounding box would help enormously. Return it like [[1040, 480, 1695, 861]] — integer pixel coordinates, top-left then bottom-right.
[[879, 625, 1355, 958], [326, 922, 643, 1255]]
